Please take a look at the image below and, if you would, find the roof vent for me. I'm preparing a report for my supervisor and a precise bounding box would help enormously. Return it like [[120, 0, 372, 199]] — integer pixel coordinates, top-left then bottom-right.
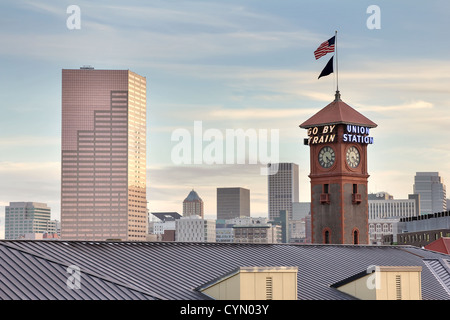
[[265, 277, 273, 300], [196, 266, 298, 300], [331, 266, 422, 300], [395, 275, 402, 300]]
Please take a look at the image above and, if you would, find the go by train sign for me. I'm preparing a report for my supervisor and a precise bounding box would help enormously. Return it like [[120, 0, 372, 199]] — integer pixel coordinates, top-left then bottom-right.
[[305, 124, 374, 145]]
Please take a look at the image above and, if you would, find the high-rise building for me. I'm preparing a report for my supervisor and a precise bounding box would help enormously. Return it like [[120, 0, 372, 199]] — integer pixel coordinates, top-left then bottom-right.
[[5, 202, 52, 240], [413, 172, 447, 215], [183, 189, 204, 218], [61, 68, 147, 241], [268, 163, 299, 220], [217, 187, 250, 220]]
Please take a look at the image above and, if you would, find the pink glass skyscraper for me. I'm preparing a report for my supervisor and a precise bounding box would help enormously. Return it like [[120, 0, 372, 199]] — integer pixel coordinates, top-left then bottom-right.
[[61, 68, 147, 241]]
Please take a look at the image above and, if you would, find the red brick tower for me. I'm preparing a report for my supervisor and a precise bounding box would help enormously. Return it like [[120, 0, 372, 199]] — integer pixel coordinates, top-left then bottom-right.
[[300, 91, 377, 244]]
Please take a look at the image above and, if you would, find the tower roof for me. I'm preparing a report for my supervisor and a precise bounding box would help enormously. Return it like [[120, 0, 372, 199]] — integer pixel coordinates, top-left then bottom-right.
[[299, 91, 377, 129], [184, 189, 203, 202]]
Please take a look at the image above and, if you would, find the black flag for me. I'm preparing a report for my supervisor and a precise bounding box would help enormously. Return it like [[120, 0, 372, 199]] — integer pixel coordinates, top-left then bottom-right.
[[318, 55, 334, 79]]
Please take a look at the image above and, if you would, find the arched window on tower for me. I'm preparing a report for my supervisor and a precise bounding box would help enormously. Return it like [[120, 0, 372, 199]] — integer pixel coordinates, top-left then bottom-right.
[[353, 229, 359, 244], [324, 229, 330, 244]]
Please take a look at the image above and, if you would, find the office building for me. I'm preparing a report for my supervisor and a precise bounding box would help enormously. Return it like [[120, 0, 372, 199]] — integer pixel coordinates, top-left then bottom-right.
[[368, 218, 399, 245], [368, 192, 420, 219], [216, 187, 250, 220], [413, 172, 447, 215], [61, 68, 148, 241], [395, 211, 450, 247], [175, 216, 215, 242], [268, 163, 299, 220], [4, 202, 52, 240], [292, 202, 311, 220], [182, 189, 204, 218], [367, 192, 420, 245], [215, 219, 235, 243], [149, 212, 181, 241], [227, 216, 281, 244], [270, 210, 289, 243]]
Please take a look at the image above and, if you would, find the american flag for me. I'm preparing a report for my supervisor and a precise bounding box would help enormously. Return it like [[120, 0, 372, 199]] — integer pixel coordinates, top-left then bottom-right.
[[314, 36, 335, 60]]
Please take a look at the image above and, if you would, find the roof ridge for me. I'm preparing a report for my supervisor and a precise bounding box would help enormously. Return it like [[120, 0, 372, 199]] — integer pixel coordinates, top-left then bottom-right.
[[0, 241, 165, 300]]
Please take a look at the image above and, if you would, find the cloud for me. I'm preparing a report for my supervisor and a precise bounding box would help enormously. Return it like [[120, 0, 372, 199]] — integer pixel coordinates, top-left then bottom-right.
[[22, 0, 62, 16], [0, 161, 60, 220], [356, 100, 433, 113], [0, 136, 60, 147], [208, 107, 318, 120], [2, 1, 322, 67]]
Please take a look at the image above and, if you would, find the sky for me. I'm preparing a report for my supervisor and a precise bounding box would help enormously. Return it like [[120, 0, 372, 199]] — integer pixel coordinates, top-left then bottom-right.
[[1, 0, 450, 237]]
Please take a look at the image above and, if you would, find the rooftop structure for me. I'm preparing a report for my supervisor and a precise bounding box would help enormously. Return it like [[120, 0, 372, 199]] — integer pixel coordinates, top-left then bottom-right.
[[0, 240, 449, 300]]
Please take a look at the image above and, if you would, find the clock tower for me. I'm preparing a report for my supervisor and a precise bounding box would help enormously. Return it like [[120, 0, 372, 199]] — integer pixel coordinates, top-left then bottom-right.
[[300, 91, 377, 244]]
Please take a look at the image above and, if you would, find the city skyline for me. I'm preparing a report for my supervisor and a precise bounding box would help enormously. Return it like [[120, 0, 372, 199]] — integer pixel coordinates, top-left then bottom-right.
[[1, 1, 450, 237]]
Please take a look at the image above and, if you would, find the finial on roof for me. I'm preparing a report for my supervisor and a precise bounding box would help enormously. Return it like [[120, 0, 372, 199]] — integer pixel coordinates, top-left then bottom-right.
[[334, 90, 341, 101]]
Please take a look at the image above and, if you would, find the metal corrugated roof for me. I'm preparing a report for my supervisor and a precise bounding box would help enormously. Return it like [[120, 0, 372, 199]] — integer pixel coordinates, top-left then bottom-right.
[[0, 242, 162, 300], [423, 258, 450, 296], [1, 240, 449, 300]]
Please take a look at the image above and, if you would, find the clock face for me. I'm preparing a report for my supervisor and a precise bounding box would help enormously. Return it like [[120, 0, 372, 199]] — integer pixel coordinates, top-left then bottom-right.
[[346, 146, 360, 168], [318, 146, 336, 168]]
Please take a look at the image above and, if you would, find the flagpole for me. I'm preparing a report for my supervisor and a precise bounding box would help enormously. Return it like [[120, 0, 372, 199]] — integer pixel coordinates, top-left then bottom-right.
[[335, 30, 339, 95]]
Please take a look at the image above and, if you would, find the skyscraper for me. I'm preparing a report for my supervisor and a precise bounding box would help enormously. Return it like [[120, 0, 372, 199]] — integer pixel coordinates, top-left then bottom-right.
[[413, 172, 447, 215], [268, 163, 299, 220], [5, 202, 52, 240], [183, 189, 204, 218], [217, 187, 250, 220], [61, 68, 147, 241]]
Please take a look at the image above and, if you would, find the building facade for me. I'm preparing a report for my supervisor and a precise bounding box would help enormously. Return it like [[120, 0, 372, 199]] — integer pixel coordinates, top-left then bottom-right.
[[216, 187, 250, 220], [226, 216, 281, 244], [5, 202, 52, 240], [268, 163, 299, 220], [292, 202, 311, 220], [215, 219, 235, 243], [368, 218, 399, 245], [368, 192, 420, 220], [413, 172, 447, 215], [395, 211, 450, 247], [61, 68, 148, 241], [182, 189, 204, 218], [148, 212, 181, 241], [175, 216, 216, 242]]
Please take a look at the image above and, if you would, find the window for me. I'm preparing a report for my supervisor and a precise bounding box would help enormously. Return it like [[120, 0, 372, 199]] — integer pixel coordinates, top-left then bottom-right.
[[321, 184, 330, 204], [324, 229, 330, 244], [353, 229, 359, 244]]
